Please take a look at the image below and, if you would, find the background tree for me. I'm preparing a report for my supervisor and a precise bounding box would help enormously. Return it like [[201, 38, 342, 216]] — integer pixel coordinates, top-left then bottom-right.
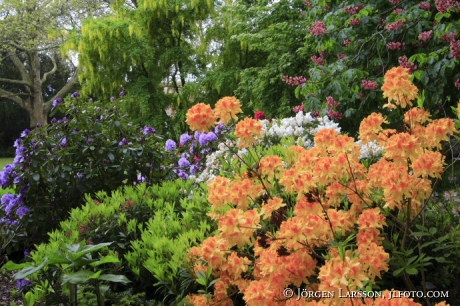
[[295, 0, 460, 135], [67, 0, 214, 132], [0, 0, 106, 128]]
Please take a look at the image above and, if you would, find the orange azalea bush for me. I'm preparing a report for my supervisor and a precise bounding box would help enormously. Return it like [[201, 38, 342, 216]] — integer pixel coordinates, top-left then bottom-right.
[[184, 69, 455, 305]]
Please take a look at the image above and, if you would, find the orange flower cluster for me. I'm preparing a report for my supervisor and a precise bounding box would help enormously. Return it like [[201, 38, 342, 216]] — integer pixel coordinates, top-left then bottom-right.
[[185, 96, 243, 132], [235, 117, 263, 148], [214, 96, 243, 125], [186, 67, 455, 306], [186, 103, 217, 132], [382, 66, 418, 109]]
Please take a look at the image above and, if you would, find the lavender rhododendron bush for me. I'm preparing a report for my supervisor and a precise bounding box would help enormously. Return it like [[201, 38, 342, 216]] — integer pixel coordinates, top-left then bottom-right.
[[0, 94, 164, 252]]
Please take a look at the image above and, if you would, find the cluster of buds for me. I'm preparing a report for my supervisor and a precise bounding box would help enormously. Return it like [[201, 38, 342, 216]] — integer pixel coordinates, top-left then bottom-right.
[[361, 80, 379, 91], [282, 75, 307, 87], [398, 56, 417, 73], [343, 4, 363, 14], [385, 19, 406, 31], [387, 41, 406, 50]]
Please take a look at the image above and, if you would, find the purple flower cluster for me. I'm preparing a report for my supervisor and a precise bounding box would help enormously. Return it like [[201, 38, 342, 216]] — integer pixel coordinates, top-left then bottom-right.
[[143, 126, 156, 135], [71, 92, 80, 99], [52, 97, 63, 107], [166, 123, 230, 180]]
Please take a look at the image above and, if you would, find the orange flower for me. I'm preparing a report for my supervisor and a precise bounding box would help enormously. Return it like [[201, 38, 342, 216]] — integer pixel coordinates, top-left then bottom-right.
[[404, 107, 431, 128], [207, 176, 231, 210], [357, 208, 387, 229], [382, 66, 418, 109], [260, 197, 286, 220], [384, 132, 422, 165], [314, 128, 339, 147], [186, 103, 217, 132], [425, 118, 457, 149], [259, 155, 283, 180], [412, 151, 444, 178], [222, 251, 252, 280], [229, 178, 263, 210], [359, 113, 389, 143], [187, 294, 209, 305], [214, 96, 243, 124], [235, 117, 263, 148]]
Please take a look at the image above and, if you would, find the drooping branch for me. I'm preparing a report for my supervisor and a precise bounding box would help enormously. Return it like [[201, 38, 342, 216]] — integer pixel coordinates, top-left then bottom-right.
[[41, 53, 58, 84]]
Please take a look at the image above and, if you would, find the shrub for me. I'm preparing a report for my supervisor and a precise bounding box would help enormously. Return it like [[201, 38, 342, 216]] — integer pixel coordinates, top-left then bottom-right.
[[183, 67, 457, 305], [2, 179, 215, 305], [0, 94, 165, 253]]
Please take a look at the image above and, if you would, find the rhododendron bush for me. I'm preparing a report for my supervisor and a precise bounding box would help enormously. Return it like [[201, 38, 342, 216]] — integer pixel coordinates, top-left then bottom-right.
[[184, 67, 456, 306]]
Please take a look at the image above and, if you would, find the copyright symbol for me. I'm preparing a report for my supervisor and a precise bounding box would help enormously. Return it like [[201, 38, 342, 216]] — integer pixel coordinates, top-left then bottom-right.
[[283, 288, 294, 299]]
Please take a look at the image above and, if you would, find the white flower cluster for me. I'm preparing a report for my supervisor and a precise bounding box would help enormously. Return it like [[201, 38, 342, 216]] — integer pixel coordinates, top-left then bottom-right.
[[356, 140, 384, 159], [260, 112, 341, 148]]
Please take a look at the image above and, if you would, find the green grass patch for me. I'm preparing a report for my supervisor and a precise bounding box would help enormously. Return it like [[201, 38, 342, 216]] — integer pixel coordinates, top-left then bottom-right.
[[0, 157, 13, 171]]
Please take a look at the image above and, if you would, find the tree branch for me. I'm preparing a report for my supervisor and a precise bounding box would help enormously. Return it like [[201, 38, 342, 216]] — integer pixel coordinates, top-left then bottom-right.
[[41, 53, 58, 84], [7, 51, 32, 84], [0, 87, 24, 106], [0, 77, 32, 86], [45, 68, 80, 111]]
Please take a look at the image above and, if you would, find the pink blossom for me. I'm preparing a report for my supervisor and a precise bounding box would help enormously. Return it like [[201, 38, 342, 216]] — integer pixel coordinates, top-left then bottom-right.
[[311, 21, 327, 36], [435, 0, 460, 13], [418, 30, 433, 41], [337, 53, 347, 60], [303, 0, 312, 7], [389, 0, 401, 4], [393, 8, 404, 14], [326, 96, 340, 108], [398, 56, 417, 73], [451, 39, 460, 59], [343, 4, 364, 14], [387, 41, 406, 50], [349, 18, 360, 26], [386, 19, 406, 31], [419, 2, 431, 10], [361, 80, 378, 91], [311, 110, 320, 118], [442, 32, 457, 42], [343, 39, 352, 47], [327, 110, 343, 120], [283, 76, 307, 87], [311, 55, 325, 66], [455, 79, 460, 90], [293, 104, 304, 113]]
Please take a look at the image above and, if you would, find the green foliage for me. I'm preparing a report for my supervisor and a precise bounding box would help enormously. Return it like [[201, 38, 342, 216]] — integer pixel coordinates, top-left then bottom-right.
[[0, 95, 165, 252], [3, 241, 130, 306], [3, 179, 214, 304]]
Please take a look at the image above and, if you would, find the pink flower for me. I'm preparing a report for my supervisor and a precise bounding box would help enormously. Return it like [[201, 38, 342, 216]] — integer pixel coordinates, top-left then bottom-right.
[[387, 41, 406, 50], [389, 0, 401, 4], [293, 104, 304, 113], [303, 0, 312, 7], [343, 4, 364, 14], [419, 2, 431, 10], [326, 96, 340, 108], [393, 8, 404, 14], [282, 76, 306, 87], [349, 18, 360, 26], [435, 0, 460, 13], [311, 55, 325, 66], [450, 39, 460, 59], [386, 19, 406, 31], [455, 79, 460, 90], [311, 110, 320, 118], [418, 30, 433, 41], [442, 32, 457, 42], [337, 53, 347, 60], [361, 80, 378, 91], [327, 109, 343, 120], [310, 21, 326, 36], [343, 39, 352, 47], [254, 111, 266, 120], [398, 56, 417, 73]]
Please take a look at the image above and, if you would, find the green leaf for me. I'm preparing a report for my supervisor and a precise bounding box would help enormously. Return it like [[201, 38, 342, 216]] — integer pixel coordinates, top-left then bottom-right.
[[13, 259, 49, 280], [23, 292, 36, 306], [48, 252, 71, 265], [98, 274, 131, 283], [1, 261, 31, 271], [406, 267, 418, 275], [62, 270, 94, 284], [90, 255, 120, 267], [393, 267, 405, 276]]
